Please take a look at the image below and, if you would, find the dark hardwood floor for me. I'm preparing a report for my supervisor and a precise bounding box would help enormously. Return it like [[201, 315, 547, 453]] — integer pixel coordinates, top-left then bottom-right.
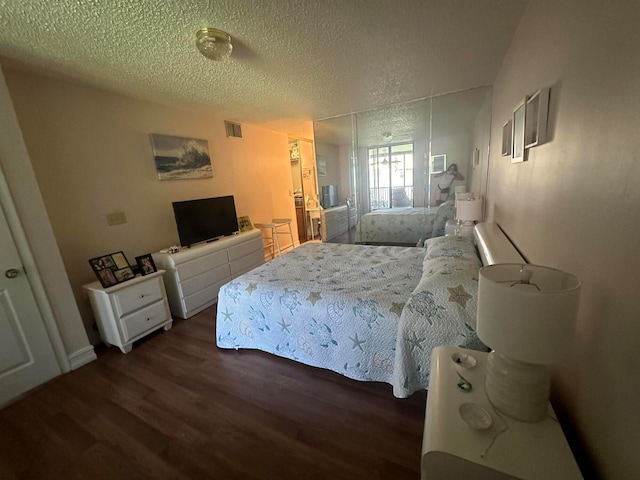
[[0, 305, 426, 479]]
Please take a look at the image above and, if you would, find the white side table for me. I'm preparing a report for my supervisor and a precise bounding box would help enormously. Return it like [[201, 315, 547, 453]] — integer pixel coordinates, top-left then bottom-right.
[[422, 346, 582, 480], [83, 270, 172, 353], [307, 208, 321, 240]]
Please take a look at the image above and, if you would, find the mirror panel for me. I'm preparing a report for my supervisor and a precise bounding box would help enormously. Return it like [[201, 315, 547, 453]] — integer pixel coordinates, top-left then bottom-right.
[[313, 86, 492, 245]]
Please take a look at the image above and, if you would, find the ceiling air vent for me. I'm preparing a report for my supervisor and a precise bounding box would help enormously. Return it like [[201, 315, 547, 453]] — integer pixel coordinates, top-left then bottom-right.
[[224, 121, 243, 139]]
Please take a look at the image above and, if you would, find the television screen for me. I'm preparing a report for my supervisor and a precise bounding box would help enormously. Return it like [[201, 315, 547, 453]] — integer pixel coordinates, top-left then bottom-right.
[[321, 185, 339, 208], [172, 196, 239, 247]]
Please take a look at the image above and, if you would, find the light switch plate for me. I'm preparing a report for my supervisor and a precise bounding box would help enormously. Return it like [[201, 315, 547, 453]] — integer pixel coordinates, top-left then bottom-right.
[[106, 211, 127, 226]]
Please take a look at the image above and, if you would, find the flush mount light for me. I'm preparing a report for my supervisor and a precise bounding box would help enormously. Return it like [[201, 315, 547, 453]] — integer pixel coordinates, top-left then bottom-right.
[[196, 28, 233, 61]]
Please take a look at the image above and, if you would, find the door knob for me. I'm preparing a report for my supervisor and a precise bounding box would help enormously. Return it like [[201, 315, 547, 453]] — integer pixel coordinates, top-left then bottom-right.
[[5, 269, 19, 279]]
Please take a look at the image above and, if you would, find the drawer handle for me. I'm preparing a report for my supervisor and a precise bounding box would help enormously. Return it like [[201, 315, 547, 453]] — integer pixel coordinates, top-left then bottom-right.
[[139, 294, 146, 298], [146, 317, 153, 321]]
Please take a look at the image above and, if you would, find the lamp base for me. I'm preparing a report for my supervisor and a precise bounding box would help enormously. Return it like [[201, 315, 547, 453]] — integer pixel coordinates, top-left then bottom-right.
[[485, 351, 551, 423], [455, 220, 475, 237]]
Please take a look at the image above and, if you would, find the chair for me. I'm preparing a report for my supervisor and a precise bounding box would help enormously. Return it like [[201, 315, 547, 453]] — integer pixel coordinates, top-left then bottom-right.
[[254, 218, 295, 258]]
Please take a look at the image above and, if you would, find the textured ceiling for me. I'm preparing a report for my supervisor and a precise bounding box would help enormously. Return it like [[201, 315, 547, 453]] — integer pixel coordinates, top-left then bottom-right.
[[0, 0, 526, 136], [314, 86, 492, 147]]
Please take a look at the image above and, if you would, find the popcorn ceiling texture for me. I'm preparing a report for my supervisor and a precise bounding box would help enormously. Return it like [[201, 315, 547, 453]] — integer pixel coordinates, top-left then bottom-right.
[[0, 0, 525, 133]]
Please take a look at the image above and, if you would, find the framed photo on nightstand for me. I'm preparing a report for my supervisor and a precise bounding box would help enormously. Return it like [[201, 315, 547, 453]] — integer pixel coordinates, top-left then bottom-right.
[[135, 254, 157, 276], [89, 251, 134, 288]]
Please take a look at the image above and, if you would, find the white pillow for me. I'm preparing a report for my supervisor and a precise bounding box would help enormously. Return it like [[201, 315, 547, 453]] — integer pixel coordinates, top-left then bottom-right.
[[424, 235, 479, 262]]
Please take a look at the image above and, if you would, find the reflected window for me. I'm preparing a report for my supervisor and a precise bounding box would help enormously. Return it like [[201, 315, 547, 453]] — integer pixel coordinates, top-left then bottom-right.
[[368, 143, 414, 210]]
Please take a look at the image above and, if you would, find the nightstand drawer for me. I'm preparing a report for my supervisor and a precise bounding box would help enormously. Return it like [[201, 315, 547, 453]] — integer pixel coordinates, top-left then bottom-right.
[[121, 300, 169, 341], [113, 277, 164, 316]]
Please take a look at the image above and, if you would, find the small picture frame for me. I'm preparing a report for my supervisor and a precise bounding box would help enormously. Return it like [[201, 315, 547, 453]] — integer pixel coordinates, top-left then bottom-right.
[[135, 254, 157, 276], [512, 98, 527, 163], [502, 120, 513, 157], [238, 216, 253, 232], [430, 154, 447, 173], [89, 251, 134, 288]]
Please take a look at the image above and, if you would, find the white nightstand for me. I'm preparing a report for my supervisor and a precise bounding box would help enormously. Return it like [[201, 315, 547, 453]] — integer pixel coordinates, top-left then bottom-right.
[[83, 270, 172, 353], [422, 346, 582, 480]]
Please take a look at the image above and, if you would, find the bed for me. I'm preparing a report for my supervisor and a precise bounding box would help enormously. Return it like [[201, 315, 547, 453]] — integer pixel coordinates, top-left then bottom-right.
[[355, 199, 456, 245], [216, 224, 520, 398]]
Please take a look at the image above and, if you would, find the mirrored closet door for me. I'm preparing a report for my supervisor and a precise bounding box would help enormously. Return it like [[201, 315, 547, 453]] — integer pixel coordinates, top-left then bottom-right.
[[313, 86, 492, 246]]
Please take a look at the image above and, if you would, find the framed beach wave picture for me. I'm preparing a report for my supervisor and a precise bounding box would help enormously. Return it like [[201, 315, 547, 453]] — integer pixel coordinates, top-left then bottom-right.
[[150, 134, 213, 180]]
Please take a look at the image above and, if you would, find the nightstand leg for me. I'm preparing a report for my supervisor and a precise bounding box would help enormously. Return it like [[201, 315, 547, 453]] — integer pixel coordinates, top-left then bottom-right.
[[119, 344, 132, 354], [163, 321, 173, 331]]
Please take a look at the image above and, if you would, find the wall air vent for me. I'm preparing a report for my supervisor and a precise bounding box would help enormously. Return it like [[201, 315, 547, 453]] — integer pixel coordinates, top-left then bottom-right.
[[224, 121, 243, 139]]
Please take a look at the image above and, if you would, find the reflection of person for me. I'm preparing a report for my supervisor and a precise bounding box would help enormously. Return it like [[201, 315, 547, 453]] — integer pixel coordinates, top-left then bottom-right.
[[433, 164, 464, 205]]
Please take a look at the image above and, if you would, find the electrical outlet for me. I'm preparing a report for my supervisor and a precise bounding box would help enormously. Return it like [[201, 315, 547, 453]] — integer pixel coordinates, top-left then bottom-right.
[[106, 211, 127, 226]]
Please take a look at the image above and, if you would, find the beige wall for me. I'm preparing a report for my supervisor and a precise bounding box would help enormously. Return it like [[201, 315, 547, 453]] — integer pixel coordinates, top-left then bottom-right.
[[470, 91, 492, 206], [487, 1, 640, 478], [5, 68, 299, 339], [0, 67, 91, 360], [429, 133, 471, 205], [315, 141, 342, 196]]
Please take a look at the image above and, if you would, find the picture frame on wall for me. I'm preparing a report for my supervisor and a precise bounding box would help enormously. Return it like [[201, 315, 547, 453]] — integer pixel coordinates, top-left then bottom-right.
[[89, 251, 135, 288], [512, 98, 527, 163], [150, 133, 213, 180], [135, 254, 157, 276], [502, 120, 513, 157], [430, 154, 447, 173], [317, 156, 327, 177]]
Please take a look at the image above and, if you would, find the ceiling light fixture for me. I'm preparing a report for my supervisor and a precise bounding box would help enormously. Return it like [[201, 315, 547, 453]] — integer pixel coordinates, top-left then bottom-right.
[[196, 28, 233, 61]]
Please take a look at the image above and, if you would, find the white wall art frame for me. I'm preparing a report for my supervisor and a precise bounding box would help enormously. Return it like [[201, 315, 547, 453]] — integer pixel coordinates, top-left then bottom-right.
[[511, 98, 527, 163], [525, 88, 550, 148]]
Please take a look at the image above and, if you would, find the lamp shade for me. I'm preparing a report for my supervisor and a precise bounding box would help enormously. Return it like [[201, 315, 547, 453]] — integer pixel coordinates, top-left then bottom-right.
[[456, 197, 483, 222], [477, 264, 581, 365]]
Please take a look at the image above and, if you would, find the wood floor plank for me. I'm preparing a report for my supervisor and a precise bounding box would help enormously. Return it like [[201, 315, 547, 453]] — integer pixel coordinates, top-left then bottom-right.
[[1, 304, 426, 479]]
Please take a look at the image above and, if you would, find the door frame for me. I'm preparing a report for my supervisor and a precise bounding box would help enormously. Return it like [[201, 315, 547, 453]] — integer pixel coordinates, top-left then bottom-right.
[[0, 164, 70, 373]]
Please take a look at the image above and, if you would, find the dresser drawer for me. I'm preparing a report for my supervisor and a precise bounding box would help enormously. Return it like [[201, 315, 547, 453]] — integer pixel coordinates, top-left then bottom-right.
[[180, 263, 231, 297], [230, 250, 264, 276], [176, 250, 228, 280], [184, 278, 229, 315], [228, 237, 263, 261], [113, 277, 164, 317], [121, 300, 170, 341]]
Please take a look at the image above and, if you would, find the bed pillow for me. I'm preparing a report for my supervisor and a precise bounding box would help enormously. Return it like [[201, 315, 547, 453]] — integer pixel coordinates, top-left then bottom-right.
[[424, 235, 480, 261], [432, 200, 457, 236], [423, 235, 480, 277]]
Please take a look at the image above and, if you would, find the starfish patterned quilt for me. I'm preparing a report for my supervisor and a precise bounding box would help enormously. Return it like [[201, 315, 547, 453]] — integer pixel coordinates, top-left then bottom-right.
[[216, 238, 483, 397]]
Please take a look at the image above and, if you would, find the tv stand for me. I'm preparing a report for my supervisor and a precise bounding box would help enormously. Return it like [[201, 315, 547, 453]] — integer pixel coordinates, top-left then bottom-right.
[[152, 229, 263, 319]]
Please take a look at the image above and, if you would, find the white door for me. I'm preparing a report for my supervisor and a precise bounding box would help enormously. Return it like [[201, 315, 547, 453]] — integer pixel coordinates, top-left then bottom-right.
[[0, 203, 60, 407]]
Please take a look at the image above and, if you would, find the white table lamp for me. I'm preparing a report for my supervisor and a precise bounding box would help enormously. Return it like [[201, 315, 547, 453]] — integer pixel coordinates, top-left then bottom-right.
[[455, 195, 483, 236], [477, 264, 581, 422]]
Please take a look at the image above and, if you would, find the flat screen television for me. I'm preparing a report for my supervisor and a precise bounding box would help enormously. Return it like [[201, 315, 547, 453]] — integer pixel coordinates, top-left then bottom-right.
[[321, 185, 339, 208], [172, 196, 239, 247]]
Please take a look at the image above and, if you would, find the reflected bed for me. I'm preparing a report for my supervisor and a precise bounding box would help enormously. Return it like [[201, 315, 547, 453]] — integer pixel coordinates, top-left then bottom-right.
[[355, 200, 456, 246]]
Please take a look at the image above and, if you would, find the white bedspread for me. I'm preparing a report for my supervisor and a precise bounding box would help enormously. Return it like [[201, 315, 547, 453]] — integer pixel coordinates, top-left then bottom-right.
[[216, 239, 483, 397]]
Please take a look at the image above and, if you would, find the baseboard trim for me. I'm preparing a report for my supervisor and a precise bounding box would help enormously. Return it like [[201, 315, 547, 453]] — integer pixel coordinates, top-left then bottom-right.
[[68, 345, 97, 370]]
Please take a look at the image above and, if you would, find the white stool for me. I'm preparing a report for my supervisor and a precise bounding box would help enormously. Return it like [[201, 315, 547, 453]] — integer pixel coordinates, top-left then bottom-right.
[[254, 218, 295, 258]]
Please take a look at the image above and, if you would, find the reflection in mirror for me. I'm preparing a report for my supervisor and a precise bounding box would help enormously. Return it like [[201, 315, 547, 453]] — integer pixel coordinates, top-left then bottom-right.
[[313, 86, 492, 245]]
